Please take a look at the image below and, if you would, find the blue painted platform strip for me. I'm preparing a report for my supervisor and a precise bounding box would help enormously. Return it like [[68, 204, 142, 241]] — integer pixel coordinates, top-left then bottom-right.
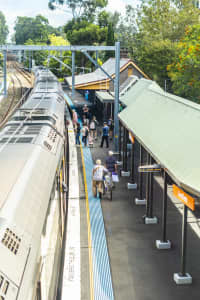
[[82, 147, 114, 300], [64, 92, 75, 109]]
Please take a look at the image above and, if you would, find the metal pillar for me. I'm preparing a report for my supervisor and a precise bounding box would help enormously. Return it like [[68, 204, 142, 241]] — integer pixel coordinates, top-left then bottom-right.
[[72, 51, 75, 99], [95, 50, 98, 68], [139, 144, 144, 200], [162, 171, 168, 242], [60, 51, 62, 71], [156, 171, 171, 248], [145, 153, 151, 217], [118, 121, 122, 161], [122, 126, 126, 170], [130, 142, 135, 183], [29, 51, 31, 71], [123, 127, 128, 172], [114, 41, 120, 152], [149, 156, 154, 217], [181, 205, 188, 276], [3, 50, 7, 96]]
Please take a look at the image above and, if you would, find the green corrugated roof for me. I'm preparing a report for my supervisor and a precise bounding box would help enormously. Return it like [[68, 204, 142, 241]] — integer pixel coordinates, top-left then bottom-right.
[[120, 78, 162, 106], [119, 86, 200, 197], [96, 91, 114, 103]]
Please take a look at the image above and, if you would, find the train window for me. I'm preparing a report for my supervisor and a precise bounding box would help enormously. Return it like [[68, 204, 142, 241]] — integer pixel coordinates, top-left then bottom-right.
[[0, 276, 3, 288], [1, 228, 21, 255], [16, 137, 33, 143]]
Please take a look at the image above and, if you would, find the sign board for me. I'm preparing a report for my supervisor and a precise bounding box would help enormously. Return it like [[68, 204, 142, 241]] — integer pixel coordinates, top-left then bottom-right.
[[138, 164, 161, 173], [173, 185, 195, 211], [129, 132, 135, 144]]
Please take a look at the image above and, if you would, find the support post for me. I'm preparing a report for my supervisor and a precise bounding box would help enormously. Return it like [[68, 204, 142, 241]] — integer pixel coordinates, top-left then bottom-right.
[[156, 171, 171, 249], [149, 156, 154, 217], [181, 205, 188, 276], [3, 50, 7, 96], [128, 140, 137, 189], [144, 153, 158, 224], [174, 205, 192, 284], [72, 51, 75, 99], [118, 121, 122, 162], [60, 51, 62, 72], [135, 144, 146, 205], [114, 41, 120, 152], [95, 50, 98, 68]]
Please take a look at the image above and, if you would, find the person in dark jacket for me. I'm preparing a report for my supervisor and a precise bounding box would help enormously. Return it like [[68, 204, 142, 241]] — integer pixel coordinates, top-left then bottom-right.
[[100, 122, 109, 148], [106, 151, 117, 173], [75, 122, 81, 145]]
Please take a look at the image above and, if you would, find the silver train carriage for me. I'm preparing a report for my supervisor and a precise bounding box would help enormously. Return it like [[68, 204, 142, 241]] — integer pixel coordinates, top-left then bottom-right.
[[0, 68, 69, 300]]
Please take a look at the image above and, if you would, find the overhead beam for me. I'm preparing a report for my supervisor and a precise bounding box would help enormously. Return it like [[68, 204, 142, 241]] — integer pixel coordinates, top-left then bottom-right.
[[0, 45, 115, 51], [83, 51, 114, 83], [49, 55, 72, 71]]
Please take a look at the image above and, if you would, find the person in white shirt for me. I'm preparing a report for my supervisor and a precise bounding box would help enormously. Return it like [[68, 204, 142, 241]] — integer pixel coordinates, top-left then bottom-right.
[[92, 159, 108, 198]]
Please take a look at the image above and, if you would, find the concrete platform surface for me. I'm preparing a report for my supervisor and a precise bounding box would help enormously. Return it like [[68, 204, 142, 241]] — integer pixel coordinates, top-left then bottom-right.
[[85, 137, 200, 300]]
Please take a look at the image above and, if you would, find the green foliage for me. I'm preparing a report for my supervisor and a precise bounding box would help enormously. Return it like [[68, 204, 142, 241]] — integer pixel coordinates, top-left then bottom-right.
[[167, 24, 200, 102], [116, 5, 137, 50], [104, 23, 115, 60], [64, 19, 107, 45], [49, 0, 108, 21], [14, 15, 61, 44], [127, 0, 200, 90], [0, 11, 9, 44]]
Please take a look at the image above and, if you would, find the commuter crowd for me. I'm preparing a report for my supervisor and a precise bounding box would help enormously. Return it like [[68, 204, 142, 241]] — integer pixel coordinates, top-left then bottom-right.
[[71, 104, 118, 199]]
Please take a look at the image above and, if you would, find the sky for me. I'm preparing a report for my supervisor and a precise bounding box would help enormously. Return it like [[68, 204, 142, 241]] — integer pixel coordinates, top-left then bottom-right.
[[0, 0, 137, 42]]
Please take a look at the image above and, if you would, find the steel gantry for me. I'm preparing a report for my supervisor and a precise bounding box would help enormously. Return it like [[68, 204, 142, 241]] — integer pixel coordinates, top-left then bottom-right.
[[0, 43, 120, 151]]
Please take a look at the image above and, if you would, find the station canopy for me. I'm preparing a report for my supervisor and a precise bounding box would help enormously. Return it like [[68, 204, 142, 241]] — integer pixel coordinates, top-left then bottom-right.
[[119, 80, 200, 197], [120, 78, 162, 107], [65, 58, 148, 90]]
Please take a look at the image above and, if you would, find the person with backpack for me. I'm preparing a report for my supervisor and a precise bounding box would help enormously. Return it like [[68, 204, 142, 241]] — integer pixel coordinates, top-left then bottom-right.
[[81, 123, 89, 147], [75, 122, 81, 146], [100, 122, 109, 148], [89, 116, 99, 140], [92, 159, 108, 198]]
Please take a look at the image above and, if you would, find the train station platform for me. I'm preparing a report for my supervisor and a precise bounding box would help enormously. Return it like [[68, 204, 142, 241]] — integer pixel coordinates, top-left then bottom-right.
[[63, 127, 200, 300]]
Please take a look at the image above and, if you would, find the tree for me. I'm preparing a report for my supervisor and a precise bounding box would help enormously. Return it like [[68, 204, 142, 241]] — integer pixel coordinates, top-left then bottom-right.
[[64, 19, 107, 45], [48, 0, 108, 21], [14, 15, 60, 44], [0, 11, 8, 44], [104, 22, 115, 60], [116, 5, 137, 50], [167, 24, 200, 102], [129, 0, 200, 88], [45, 34, 72, 77]]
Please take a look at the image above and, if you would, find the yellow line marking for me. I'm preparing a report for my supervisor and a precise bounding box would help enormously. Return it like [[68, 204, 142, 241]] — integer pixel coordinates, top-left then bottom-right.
[[80, 143, 94, 300]]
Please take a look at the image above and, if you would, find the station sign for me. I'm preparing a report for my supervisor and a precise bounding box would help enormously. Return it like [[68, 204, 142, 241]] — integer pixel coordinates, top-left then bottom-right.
[[173, 185, 195, 211], [129, 132, 135, 144], [138, 164, 161, 173]]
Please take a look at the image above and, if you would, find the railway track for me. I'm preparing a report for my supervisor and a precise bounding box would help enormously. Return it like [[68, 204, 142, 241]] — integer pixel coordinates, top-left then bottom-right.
[[0, 61, 33, 127]]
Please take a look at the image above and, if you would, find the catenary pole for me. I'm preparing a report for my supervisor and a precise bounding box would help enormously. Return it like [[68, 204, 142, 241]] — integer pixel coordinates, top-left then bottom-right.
[[114, 41, 120, 152]]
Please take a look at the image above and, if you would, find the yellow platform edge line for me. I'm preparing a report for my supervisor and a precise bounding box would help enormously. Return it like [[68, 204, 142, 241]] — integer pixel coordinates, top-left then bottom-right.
[[80, 144, 94, 300]]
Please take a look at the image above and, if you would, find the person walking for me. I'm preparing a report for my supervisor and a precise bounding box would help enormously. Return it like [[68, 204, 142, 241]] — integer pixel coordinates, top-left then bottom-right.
[[75, 122, 81, 146], [89, 116, 99, 140], [105, 150, 117, 188], [72, 109, 78, 128], [107, 117, 114, 140], [81, 123, 89, 147], [92, 159, 108, 198], [100, 122, 109, 148]]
